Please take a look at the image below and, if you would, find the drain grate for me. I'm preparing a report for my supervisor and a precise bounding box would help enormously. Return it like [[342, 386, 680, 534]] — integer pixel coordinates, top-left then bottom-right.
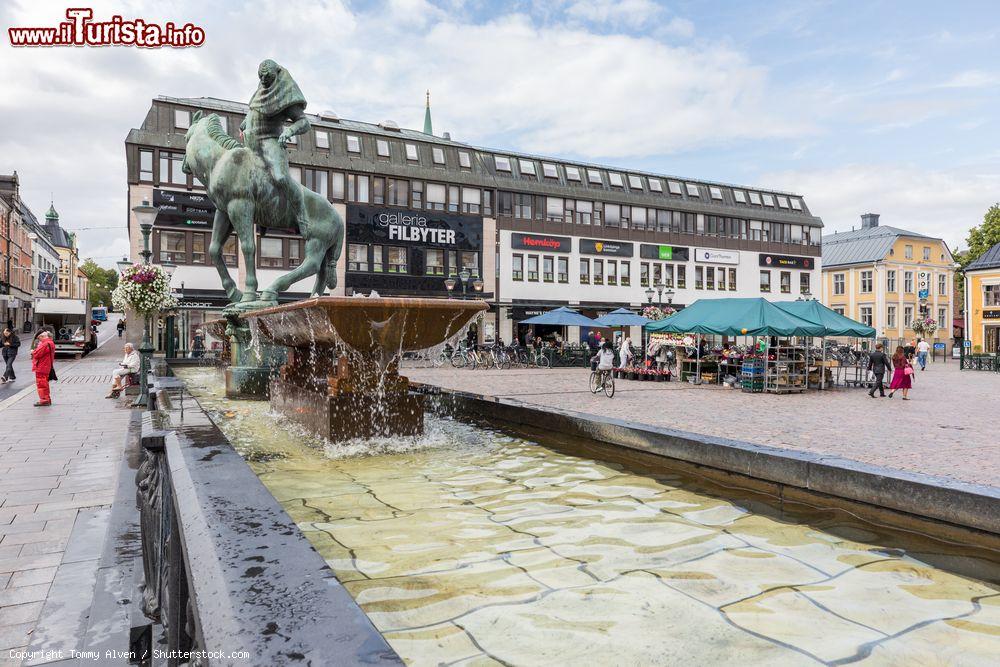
[[60, 374, 113, 384]]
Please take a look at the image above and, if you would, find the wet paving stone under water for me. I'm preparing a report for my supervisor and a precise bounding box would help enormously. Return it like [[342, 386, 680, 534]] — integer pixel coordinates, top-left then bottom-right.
[[176, 368, 1000, 666]]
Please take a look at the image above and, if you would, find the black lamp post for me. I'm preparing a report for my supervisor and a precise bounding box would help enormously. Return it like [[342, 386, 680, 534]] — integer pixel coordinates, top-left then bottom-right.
[[130, 199, 159, 407], [645, 281, 669, 308], [445, 268, 483, 299]]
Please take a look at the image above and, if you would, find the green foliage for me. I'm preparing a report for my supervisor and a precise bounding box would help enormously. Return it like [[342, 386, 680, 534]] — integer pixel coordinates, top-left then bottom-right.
[[80, 258, 119, 308], [960, 203, 1000, 268]]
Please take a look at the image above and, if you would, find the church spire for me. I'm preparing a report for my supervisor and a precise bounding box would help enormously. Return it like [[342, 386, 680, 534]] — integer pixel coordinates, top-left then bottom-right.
[[423, 89, 433, 136]]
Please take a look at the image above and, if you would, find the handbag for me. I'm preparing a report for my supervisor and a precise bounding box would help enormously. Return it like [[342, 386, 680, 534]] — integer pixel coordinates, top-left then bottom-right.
[[48, 366, 58, 382], [903, 366, 913, 376]]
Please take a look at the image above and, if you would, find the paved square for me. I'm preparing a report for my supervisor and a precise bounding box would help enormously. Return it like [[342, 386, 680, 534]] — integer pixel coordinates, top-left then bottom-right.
[[0, 334, 130, 665], [406, 360, 1000, 489]]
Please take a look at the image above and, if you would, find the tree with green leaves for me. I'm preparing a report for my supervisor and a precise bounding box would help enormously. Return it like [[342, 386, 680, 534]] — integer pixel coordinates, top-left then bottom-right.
[[80, 258, 119, 309], [960, 203, 1000, 268]]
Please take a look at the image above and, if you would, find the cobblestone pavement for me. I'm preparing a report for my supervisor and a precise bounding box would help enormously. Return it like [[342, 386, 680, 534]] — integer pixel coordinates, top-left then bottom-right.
[[0, 329, 131, 665], [407, 359, 1000, 489]]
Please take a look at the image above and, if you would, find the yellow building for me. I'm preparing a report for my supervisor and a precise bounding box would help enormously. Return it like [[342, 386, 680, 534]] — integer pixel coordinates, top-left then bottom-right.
[[42, 203, 82, 299], [963, 242, 1000, 354], [821, 214, 955, 346]]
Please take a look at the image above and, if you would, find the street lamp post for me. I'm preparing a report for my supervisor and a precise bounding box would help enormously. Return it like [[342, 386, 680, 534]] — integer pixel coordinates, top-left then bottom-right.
[[645, 281, 668, 308], [131, 200, 159, 408], [444, 268, 482, 300]]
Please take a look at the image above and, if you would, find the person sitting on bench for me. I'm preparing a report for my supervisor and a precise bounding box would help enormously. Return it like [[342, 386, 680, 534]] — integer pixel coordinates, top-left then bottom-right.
[[107, 343, 140, 398]]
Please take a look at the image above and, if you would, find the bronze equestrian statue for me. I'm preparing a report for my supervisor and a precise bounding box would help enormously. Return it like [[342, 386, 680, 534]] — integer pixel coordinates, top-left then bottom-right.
[[181, 60, 343, 310]]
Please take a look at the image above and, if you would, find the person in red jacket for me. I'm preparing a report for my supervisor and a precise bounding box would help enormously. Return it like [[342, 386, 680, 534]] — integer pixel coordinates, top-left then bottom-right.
[[31, 330, 56, 406]]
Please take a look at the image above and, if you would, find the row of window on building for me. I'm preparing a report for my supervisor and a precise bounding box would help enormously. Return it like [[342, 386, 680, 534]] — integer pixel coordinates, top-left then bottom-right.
[[170, 107, 807, 214], [832, 270, 949, 296], [141, 149, 818, 248], [509, 254, 812, 295], [837, 304, 949, 330], [346, 244, 481, 278]]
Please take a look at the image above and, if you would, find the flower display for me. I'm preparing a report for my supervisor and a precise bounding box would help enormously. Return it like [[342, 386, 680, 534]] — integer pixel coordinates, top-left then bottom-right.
[[112, 263, 177, 315], [642, 305, 676, 321], [911, 317, 938, 335]]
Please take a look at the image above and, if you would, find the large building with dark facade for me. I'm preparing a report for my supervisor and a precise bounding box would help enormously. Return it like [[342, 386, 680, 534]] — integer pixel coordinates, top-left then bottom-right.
[[125, 95, 823, 352]]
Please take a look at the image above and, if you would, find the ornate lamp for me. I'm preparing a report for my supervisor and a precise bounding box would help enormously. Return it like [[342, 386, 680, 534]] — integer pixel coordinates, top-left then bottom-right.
[[116, 257, 132, 273], [131, 199, 160, 407]]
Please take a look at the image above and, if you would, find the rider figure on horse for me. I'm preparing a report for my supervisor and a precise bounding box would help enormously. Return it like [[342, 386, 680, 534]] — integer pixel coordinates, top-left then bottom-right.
[[240, 59, 310, 231]]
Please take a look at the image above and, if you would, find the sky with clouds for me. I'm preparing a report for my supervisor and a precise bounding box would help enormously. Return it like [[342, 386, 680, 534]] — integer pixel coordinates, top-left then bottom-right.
[[1, 0, 998, 266]]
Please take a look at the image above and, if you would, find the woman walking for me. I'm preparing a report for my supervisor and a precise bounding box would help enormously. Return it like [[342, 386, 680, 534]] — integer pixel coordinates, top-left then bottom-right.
[[31, 330, 56, 406], [2, 326, 20, 383], [888, 345, 913, 400], [618, 335, 633, 369]]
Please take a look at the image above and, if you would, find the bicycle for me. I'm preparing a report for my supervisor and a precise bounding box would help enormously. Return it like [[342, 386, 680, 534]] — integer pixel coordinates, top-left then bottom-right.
[[528, 347, 551, 368], [589, 367, 615, 397]]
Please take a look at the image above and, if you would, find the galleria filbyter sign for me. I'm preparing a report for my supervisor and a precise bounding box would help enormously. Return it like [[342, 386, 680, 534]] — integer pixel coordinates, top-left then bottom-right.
[[347, 205, 482, 250]]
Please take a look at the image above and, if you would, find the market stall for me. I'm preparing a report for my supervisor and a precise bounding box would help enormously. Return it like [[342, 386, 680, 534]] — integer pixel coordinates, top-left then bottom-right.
[[645, 298, 825, 393], [774, 300, 876, 389]]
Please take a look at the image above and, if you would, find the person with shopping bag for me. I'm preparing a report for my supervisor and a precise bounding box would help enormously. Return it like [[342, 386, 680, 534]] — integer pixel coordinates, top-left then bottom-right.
[[887, 345, 913, 400]]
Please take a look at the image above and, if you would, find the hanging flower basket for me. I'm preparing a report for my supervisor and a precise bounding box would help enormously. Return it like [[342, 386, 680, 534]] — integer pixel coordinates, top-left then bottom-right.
[[911, 317, 938, 336], [641, 305, 677, 321], [112, 264, 177, 316]]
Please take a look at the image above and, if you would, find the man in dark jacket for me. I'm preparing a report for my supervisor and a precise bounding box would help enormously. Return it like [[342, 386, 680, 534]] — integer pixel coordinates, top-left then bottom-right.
[[867, 343, 891, 398], [1, 326, 20, 382]]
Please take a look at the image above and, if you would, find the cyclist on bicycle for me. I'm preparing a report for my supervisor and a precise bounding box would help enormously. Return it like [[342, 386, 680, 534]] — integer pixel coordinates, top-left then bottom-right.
[[591, 340, 615, 375]]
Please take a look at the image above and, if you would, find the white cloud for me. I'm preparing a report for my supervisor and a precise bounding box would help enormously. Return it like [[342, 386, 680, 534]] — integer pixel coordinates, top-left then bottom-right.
[[939, 69, 1000, 88], [763, 165, 1000, 250], [565, 0, 663, 29], [0, 0, 808, 266]]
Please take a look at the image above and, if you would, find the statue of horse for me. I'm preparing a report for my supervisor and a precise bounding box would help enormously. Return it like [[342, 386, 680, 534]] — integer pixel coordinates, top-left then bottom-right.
[[181, 111, 343, 308]]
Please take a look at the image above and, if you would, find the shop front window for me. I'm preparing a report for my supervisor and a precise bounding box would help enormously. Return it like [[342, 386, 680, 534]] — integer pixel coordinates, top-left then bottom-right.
[[289, 239, 302, 268], [348, 244, 368, 271], [191, 233, 206, 264], [986, 285, 1000, 307], [461, 251, 480, 278], [512, 254, 523, 281], [223, 236, 238, 267], [527, 255, 539, 281], [259, 237, 283, 268], [557, 257, 569, 283], [387, 246, 407, 273], [159, 231, 187, 263], [706, 267, 714, 290], [641, 263, 649, 287], [728, 268, 736, 291], [621, 262, 630, 286], [695, 266, 703, 290], [425, 248, 445, 275], [580, 259, 590, 284], [607, 260, 617, 285], [800, 272, 810, 294], [760, 270, 771, 292], [593, 259, 604, 285], [543, 256, 554, 282], [780, 271, 791, 294]]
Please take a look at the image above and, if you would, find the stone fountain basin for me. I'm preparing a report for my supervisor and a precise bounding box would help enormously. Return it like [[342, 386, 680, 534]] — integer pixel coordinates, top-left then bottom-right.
[[243, 296, 488, 353]]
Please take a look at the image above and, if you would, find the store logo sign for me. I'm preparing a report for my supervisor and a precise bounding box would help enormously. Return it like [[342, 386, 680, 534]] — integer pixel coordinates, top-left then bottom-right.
[[579, 238, 633, 257], [512, 233, 571, 253], [658, 246, 673, 260], [376, 211, 456, 244], [696, 248, 740, 264]]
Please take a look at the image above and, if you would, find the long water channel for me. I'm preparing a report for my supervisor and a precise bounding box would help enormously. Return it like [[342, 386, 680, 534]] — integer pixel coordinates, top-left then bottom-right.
[[176, 367, 1000, 666]]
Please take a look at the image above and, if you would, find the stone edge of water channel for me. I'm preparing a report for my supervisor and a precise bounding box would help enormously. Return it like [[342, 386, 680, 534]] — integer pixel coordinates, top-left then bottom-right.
[[145, 375, 404, 666], [414, 383, 1000, 543]]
